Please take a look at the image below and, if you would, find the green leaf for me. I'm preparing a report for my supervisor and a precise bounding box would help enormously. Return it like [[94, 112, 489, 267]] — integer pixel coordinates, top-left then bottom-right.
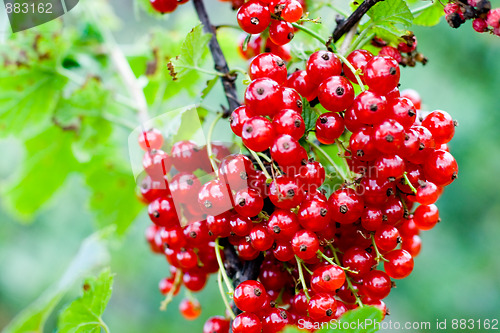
[[3, 127, 80, 218], [201, 76, 220, 101], [2, 230, 111, 333], [84, 156, 143, 235], [318, 306, 384, 333], [413, 2, 444, 27], [57, 269, 114, 333], [168, 24, 212, 80], [365, 0, 414, 40], [301, 98, 319, 133]]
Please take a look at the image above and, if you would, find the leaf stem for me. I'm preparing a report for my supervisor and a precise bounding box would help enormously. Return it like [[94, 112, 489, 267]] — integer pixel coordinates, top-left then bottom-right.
[[160, 270, 183, 311], [371, 233, 389, 262], [206, 113, 223, 175], [248, 149, 273, 180], [307, 139, 348, 182], [328, 244, 364, 307], [336, 53, 366, 91], [403, 172, 417, 194], [290, 22, 327, 46]]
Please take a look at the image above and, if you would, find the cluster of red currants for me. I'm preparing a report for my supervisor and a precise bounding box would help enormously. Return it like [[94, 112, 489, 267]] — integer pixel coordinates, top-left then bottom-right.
[[237, 0, 306, 46], [371, 33, 427, 68], [444, 0, 500, 36], [137, 42, 458, 331]]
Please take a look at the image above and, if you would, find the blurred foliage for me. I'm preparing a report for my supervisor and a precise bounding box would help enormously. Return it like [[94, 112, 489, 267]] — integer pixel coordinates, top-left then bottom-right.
[[0, 0, 499, 332]]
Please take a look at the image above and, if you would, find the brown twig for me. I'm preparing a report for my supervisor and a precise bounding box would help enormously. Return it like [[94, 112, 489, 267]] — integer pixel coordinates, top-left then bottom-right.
[[332, 0, 384, 42]]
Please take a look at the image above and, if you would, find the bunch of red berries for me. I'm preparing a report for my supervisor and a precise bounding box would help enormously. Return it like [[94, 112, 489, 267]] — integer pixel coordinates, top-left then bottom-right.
[[444, 0, 500, 36], [237, 0, 306, 46], [137, 42, 458, 331], [371, 34, 427, 67]]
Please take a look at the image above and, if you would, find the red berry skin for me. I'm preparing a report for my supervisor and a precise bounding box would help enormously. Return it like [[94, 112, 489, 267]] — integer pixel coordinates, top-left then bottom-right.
[[364, 56, 400, 95], [250, 224, 274, 251], [148, 197, 179, 228], [358, 176, 395, 207], [292, 229, 320, 260], [421, 110, 455, 144], [268, 209, 300, 240], [272, 109, 305, 140], [143, 149, 172, 179], [242, 116, 275, 152], [349, 127, 378, 161], [183, 269, 208, 291], [273, 240, 295, 261], [415, 181, 439, 205], [234, 280, 268, 313], [232, 313, 262, 333], [361, 206, 384, 231], [328, 188, 364, 224], [400, 89, 422, 110], [399, 128, 421, 158], [179, 298, 201, 320], [343, 49, 373, 84], [171, 140, 203, 173], [373, 119, 405, 155], [387, 97, 417, 129], [261, 308, 291, 333], [381, 196, 404, 225], [352, 90, 388, 125], [308, 293, 337, 320], [150, 0, 177, 13], [374, 224, 401, 251], [140, 175, 169, 203], [280, 0, 303, 22], [176, 248, 199, 269], [344, 105, 364, 133], [237, 1, 271, 34], [413, 204, 439, 230], [342, 246, 377, 276], [269, 20, 295, 46], [138, 128, 164, 151], [372, 154, 405, 182], [229, 214, 253, 236], [269, 176, 305, 209], [220, 154, 256, 191], [310, 264, 346, 293], [245, 78, 283, 117], [203, 316, 230, 333], [318, 76, 355, 112], [402, 234, 422, 257], [384, 249, 414, 279], [362, 270, 392, 300], [270, 134, 307, 167], [281, 87, 303, 113], [159, 276, 181, 295], [423, 149, 458, 186], [230, 105, 251, 137], [198, 179, 233, 215], [286, 70, 317, 101], [299, 160, 326, 191], [298, 198, 330, 232], [237, 237, 260, 260], [249, 53, 287, 84], [169, 172, 201, 204], [234, 188, 264, 217], [306, 51, 342, 84], [315, 112, 345, 145], [379, 46, 402, 63]]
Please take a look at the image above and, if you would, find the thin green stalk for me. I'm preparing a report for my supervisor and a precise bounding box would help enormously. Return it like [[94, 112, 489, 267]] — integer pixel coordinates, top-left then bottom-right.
[[308, 140, 348, 182], [328, 244, 364, 307], [214, 238, 234, 294], [160, 271, 183, 311], [248, 149, 273, 180], [335, 139, 355, 180], [295, 256, 310, 300], [207, 113, 223, 175], [290, 22, 327, 45], [317, 250, 356, 274], [403, 172, 418, 194], [371, 234, 389, 262], [218, 270, 236, 319], [337, 53, 366, 91]]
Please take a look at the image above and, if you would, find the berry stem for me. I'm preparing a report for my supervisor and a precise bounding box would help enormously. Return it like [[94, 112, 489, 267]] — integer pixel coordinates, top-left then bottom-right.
[[332, 0, 384, 42], [403, 171, 418, 194], [248, 149, 273, 180], [207, 113, 223, 175], [307, 139, 348, 182], [215, 238, 235, 295], [217, 269, 236, 319], [336, 53, 366, 91], [160, 270, 183, 311], [335, 139, 356, 179], [192, 0, 240, 117], [371, 233, 389, 262], [295, 255, 311, 300], [317, 250, 357, 274], [328, 244, 364, 307]]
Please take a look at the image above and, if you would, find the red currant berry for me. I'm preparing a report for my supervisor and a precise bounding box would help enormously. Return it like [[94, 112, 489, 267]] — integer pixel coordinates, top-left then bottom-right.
[[342, 246, 376, 275], [269, 20, 295, 45], [261, 308, 291, 333], [415, 180, 439, 205], [328, 188, 364, 224], [285, 70, 317, 101], [148, 196, 179, 228], [364, 56, 400, 95], [292, 229, 320, 260], [232, 313, 262, 333], [297, 198, 330, 232], [271, 134, 308, 167], [273, 240, 295, 261], [143, 149, 172, 179], [234, 280, 268, 312], [421, 110, 455, 144], [343, 49, 373, 84], [237, 1, 271, 34], [361, 206, 384, 231], [299, 160, 326, 191], [280, 0, 303, 22], [315, 112, 345, 145], [150, 0, 177, 13], [349, 127, 378, 161], [269, 176, 305, 209], [318, 76, 355, 112], [384, 249, 414, 279], [423, 149, 458, 186], [230, 105, 251, 137], [352, 90, 388, 125], [138, 128, 164, 151], [249, 53, 287, 84], [242, 116, 275, 152], [179, 298, 201, 320], [281, 87, 303, 112], [306, 51, 342, 84], [268, 209, 300, 240], [169, 172, 201, 204], [245, 78, 283, 117], [272, 109, 305, 140], [250, 224, 274, 251], [198, 179, 232, 215], [183, 269, 208, 291], [234, 188, 264, 217], [310, 264, 346, 293], [362, 270, 392, 300], [374, 224, 401, 251], [373, 119, 405, 155], [413, 203, 439, 230], [387, 97, 416, 129], [308, 293, 337, 320], [203, 316, 230, 333], [400, 89, 422, 110]]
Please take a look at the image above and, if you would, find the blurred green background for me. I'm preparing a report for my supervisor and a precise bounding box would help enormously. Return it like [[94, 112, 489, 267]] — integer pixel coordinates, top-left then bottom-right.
[[1, 0, 500, 332]]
